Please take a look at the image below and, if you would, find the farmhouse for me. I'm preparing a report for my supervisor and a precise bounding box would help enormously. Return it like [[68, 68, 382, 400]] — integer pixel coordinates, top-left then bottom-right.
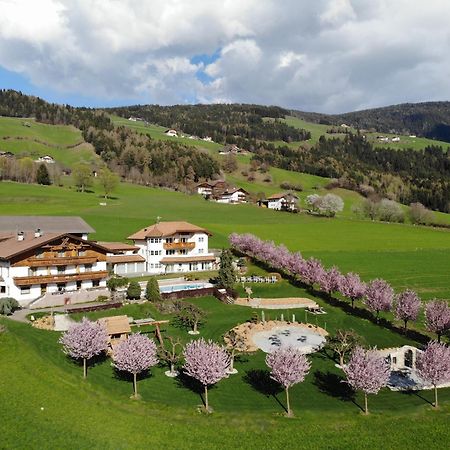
[[215, 188, 248, 204], [128, 221, 215, 274], [258, 193, 298, 211], [165, 129, 178, 137], [196, 180, 227, 197], [36, 155, 55, 164]]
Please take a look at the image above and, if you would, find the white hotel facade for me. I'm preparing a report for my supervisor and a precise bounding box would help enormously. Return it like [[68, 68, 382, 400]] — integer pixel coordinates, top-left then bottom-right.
[[128, 221, 216, 274]]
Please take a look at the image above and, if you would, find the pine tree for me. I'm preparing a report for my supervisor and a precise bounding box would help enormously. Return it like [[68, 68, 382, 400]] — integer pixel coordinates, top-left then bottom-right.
[[217, 249, 237, 289], [36, 163, 51, 185], [145, 277, 161, 302]]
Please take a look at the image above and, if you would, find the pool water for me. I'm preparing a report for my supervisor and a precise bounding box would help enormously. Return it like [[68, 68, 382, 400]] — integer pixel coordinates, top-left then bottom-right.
[[159, 283, 211, 293]]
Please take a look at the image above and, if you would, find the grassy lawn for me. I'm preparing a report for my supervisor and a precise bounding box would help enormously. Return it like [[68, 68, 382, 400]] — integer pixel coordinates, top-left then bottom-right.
[[1, 277, 449, 449]]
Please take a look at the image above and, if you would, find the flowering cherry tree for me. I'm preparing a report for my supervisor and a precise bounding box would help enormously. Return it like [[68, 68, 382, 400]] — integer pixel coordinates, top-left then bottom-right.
[[300, 258, 325, 287], [59, 318, 108, 378], [266, 347, 311, 417], [318, 266, 344, 295], [113, 333, 158, 398], [342, 346, 390, 414], [394, 289, 421, 332], [364, 279, 394, 321], [425, 300, 450, 342], [416, 341, 450, 408], [183, 338, 230, 413], [339, 273, 366, 308]]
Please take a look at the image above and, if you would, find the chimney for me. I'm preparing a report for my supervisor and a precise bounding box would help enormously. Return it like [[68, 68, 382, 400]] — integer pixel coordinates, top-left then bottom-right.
[[34, 228, 42, 238], [17, 231, 24, 241]]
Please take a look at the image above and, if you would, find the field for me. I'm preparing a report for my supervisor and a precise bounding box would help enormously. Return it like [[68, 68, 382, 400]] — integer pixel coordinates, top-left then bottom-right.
[[0, 117, 99, 167], [1, 277, 450, 449]]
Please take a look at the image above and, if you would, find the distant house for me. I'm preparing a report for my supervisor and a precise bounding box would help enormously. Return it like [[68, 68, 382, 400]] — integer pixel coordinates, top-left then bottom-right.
[[128, 117, 137, 122], [219, 144, 241, 155], [165, 129, 178, 137], [215, 188, 248, 204], [391, 137, 400, 142], [258, 193, 298, 211], [340, 123, 350, 129], [196, 180, 228, 197], [36, 155, 55, 164], [202, 136, 213, 142], [0, 151, 14, 158]]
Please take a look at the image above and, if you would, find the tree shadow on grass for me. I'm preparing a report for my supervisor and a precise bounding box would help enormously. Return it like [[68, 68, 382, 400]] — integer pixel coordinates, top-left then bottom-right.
[[243, 369, 287, 413], [176, 371, 213, 408], [313, 370, 364, 412], [113, 368, 151, 384], [399, 389, 434, 406]]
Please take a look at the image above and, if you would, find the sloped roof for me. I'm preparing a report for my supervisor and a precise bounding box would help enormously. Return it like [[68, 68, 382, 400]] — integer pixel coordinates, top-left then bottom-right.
[[97, 242, 139, 251], [0, 233, 110, 261], [106, 255, 145, 264], [128, 221, 211, 240], [0, 216, 95, 234], [98, 315, 131, 335], [267, 192, 298, 200]]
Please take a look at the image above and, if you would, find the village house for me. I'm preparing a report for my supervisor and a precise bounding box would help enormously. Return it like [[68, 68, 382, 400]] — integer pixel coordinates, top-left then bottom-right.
[[128, 221, 216, 274], [219, 144, 241, 155], [36, 155, 55, 164], [258, 193, 298, 211], [0, 151, 14, 158], [165, 129, 178, 137], [215, 188, 248, 204], [196, 180, 228, 197]]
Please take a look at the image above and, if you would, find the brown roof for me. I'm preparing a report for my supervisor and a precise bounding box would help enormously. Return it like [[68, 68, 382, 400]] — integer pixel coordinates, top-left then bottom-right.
[[267, 192, 298, 200], [0, 233, 110, 261], [160, 255, 216, 264], [106, 255, 145, 264], [128, 221, 211, 240], [0, 216, 95, 234], [97, 241, 139, 251], [98, 315, 131, 335]]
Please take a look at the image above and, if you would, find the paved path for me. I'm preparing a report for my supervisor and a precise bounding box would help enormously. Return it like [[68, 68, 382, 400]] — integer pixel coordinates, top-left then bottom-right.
[[9, 301, 107, 323]]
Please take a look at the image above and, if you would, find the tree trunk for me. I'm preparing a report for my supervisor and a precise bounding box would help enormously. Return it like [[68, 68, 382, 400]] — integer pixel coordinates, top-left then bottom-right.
[[364, 392, 369, 415], [437, 333, 441, 343], [204, 385, 209, 412], [434, 385, 438, 408], [230, 349, 235, 371], [170, 362, 175, 374], [339, 353, 344, 367], [404, 319, 408, 333], [133, 372, 138, 398], [155, 324, 164, 347], [351, 298, 355, 309], [193, 320, 198, 333], [286, 387, 292, 417], [83, 358, 87, 378]]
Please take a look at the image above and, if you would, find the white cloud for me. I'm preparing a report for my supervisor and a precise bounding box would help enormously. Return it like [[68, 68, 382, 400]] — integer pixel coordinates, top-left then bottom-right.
[[0, 0, 450, 112]]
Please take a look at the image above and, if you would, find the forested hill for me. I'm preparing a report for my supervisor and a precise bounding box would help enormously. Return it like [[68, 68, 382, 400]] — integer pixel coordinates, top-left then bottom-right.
[[291, 102, 450, 142], [107, 104, 311, 143]]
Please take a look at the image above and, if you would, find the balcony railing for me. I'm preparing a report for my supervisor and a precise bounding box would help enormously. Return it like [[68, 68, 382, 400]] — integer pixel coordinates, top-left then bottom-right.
[[27, 256, 98, 267], [14, 271, 109, 287], [163, 242, 195, 250]]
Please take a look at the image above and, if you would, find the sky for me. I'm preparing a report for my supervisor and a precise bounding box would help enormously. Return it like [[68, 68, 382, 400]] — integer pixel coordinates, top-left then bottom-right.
[[1, 0, 450, 113]]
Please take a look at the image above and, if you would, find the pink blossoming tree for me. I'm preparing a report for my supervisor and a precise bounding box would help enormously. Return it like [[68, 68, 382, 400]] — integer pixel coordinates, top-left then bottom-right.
[[266, 347, 311, 417], [394, 289, 421, 332], [342, 346, 390, 414], [59, 318, 108, 378], [364, 279, 394, 322], [183, 338, 230, 413], [318, 266, 344, 295], [339, 272, 366, 308], [425, 300, 450, 342], [113, 333, 158, 398], [416, 341, 450, 408]]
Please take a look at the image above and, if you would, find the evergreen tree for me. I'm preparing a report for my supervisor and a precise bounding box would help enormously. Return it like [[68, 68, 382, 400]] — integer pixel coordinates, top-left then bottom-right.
[[145, 277, 161, 302], [127, 281, 142, 300], [36, 163, 51, 185], [217, 249, 237, 289]]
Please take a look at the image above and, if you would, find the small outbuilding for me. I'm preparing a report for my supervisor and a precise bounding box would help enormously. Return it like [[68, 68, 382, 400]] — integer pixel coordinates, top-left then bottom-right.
[[98, 315, 131, 349]]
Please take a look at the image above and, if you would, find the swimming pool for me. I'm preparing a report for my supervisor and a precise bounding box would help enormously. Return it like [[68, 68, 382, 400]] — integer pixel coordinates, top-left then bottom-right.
[[159, 283, 212, 293]]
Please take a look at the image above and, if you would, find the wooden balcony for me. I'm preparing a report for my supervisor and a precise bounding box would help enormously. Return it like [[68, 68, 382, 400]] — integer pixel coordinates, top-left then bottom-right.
[[26, 256, 98, 267], [163, 242, 195, 251], [14, 271, 109, 287]]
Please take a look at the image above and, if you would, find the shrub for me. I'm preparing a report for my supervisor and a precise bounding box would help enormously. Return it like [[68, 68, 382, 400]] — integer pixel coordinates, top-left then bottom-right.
[[126, 281, 142, 300], [409, 202, 435, 225], [0, 297, 19, 315], [378, 199, 405, 223], [145, 277, 161, 302], [280, 181, 303, 192]]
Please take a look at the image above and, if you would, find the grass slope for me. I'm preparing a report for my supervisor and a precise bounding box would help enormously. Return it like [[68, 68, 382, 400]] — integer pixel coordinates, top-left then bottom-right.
[[1, 180, 449, 300], [0, 116, 99, 167]]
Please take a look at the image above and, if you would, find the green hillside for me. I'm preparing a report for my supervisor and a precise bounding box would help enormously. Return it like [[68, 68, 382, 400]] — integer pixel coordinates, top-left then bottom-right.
[[0, 116, 99, 167]]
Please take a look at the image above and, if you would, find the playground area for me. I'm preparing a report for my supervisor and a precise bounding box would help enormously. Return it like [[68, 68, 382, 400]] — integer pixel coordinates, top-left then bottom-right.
[[235, 296, 321, 310]]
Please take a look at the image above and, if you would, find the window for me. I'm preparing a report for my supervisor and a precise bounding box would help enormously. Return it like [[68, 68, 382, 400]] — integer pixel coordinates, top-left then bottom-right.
[[85, 264, 92, 272], [58, 251, 65, 257], [20, 287, 30, 295], [78, 250, 86, 257], [166, 238, 173, 243], [179, 249, 187, 255], [92, 280, 100, 287], [166, 250, 175, 256], [0, 286, 5, 293], [198, 249, 204, 254], [199, 237, 204, 243], [150, 250, 162, 256], [181, 237, 187, 243], [57, 266, 65, 274], [36, 250, 44, 259]]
